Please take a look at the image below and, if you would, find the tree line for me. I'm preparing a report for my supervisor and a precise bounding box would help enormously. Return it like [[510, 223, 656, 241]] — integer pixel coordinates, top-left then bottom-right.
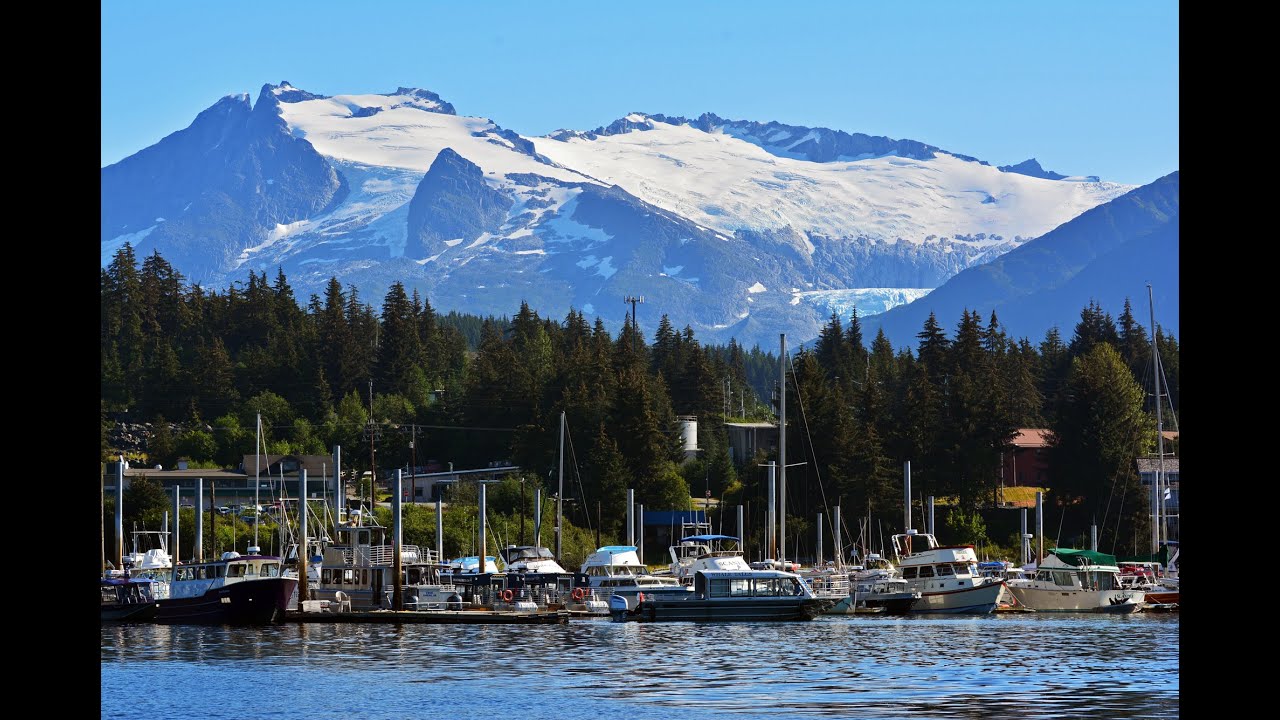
[[102, 244, 1179, 559]]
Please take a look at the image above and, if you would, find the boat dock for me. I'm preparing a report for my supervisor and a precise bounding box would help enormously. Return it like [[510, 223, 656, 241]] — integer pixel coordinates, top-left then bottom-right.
[[286, 609, 571, 624]]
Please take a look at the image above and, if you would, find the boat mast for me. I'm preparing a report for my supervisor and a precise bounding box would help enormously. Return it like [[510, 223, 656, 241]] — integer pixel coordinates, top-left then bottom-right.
[[779, 334, 787, 566], [116, 455, 125, 571], [300, 469, 309, 606], [1148, 284, 1167, 553], [556, 410, 565, 563], [254, 413, 261, 549]]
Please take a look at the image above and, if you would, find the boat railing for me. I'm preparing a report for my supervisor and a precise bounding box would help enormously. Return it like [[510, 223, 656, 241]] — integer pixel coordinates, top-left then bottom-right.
[[360, 544, 427, 566], [802, 573, 852, 598]]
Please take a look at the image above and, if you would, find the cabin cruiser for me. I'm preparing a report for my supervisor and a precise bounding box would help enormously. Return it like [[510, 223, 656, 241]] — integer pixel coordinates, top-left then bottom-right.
[[612, 535, 830, 622], [1008, 549, 1145, 613], [889, 530, 1005, 614], [157, 549, 297, 624], [497, 545, 590, 612], [580, 545, 687, 613]]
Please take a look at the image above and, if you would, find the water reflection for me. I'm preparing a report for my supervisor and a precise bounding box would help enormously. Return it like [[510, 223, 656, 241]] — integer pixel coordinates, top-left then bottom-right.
[[102, 614, 1178, 719]]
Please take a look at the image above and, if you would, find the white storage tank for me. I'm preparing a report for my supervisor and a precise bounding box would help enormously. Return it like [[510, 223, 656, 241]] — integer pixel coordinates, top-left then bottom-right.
[[675, 415, 699, 460]]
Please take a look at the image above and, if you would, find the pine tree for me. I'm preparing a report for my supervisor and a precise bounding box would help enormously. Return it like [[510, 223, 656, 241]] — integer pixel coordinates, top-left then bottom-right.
[[376, 282, 425, 401], [1049, 343, 1153, 555], [1117, 298, 1150, 380], [916, 312, 950, 380], [1069, 300, 1120, 358]]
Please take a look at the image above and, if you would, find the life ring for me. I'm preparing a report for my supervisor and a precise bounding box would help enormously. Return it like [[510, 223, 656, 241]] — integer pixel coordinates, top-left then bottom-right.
[[637, 592, 645, 604], [571, 587, 586, 601], [501, 589, 514, 602]]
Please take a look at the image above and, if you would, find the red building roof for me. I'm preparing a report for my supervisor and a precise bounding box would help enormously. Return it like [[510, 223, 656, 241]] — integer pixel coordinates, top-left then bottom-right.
[[1012, 429, 1052, 448]]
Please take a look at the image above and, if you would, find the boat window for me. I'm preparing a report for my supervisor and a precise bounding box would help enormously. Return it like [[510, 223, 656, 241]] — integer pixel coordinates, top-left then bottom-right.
[[321, 569, 332, 584], [1053, 572, 1074, 587], [918, 566, 935, 578], [730, 579, 751, 597], [936, 565, 955, 577], [213, 566, 225, 578], [227, 564, 246, 578], [902, 567, 918, 579], [709, 579, 730, 597], [261, 563, 279, 577], [361, 570, 369, 585]]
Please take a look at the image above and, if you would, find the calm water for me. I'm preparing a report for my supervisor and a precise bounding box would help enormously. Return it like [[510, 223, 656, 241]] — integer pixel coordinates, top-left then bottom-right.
[[101, 613, 1178, 719]]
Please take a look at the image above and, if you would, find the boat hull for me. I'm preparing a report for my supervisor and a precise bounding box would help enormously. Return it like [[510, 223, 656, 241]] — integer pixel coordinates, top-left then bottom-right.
[[1007, 584, 1145, 613], [614, 596, 829, 622], [908, 581, 1004, 614], [101, 603, 159, 622], [157, 577, 297, 624], [863, 593, 921, 615]]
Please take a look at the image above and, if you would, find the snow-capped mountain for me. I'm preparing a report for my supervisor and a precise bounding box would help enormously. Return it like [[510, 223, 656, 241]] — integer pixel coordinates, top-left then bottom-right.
[[101, 81, 1134, 348], [864, 171, 1179, 348]]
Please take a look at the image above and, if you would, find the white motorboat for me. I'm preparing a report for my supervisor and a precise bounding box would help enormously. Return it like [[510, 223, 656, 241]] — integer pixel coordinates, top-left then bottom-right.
[[890, 530, 1005, 614], [580, 544, 688, 613], [1007, 548, 1145, 612]]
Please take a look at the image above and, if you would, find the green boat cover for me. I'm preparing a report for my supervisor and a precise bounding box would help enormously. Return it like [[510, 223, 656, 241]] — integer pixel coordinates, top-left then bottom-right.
[[1049, 548, 1118, 567]]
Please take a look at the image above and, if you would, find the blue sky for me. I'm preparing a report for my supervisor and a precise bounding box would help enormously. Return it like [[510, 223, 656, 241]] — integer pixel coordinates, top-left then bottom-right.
[[102, 1, 1177, 185]]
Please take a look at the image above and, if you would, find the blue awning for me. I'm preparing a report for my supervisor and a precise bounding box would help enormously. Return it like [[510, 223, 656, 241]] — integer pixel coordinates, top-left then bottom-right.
[[640, 510, 708, 526], [679, 534, 738, 542]]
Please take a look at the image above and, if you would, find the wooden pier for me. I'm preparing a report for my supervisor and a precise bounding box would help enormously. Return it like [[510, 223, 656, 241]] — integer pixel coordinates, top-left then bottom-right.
[[286, 608, 571, 624]]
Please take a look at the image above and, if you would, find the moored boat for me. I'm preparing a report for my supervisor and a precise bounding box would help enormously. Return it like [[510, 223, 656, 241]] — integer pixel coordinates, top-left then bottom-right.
[[612, 535, 830, 622], [580, 544, 688, 613], [1007, 548, 1145, 612], [156, 550, 297, 624], [890, 530, 1005, 614]]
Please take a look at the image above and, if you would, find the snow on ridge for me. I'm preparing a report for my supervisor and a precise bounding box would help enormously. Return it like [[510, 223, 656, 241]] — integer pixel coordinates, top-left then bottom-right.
[[531, 119, 1134, 245], [795, 287, 936, 317], [539, 191, 613, 245], [747, 281, 767, 293], [102, 225, 156, 265], [277, 94, 587, 182]]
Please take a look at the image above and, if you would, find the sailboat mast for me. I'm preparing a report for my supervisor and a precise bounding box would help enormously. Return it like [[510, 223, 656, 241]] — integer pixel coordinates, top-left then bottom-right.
[[255, 413, 261, 548], [1148, 284, 1167, 552], [779, 334, 787, 565], [556, 411, 565, 563]]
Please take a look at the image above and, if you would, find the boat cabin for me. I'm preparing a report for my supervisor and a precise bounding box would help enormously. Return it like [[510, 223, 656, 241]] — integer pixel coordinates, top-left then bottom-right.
[[693, 570, 809, 599], [101, 577, 156, 606], [899, 562, 979, 580]]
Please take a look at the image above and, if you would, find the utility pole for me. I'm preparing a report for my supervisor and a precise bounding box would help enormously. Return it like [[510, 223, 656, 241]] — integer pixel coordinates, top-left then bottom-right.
[[410, 423, 417, 506], [623, 295, 644, 354]]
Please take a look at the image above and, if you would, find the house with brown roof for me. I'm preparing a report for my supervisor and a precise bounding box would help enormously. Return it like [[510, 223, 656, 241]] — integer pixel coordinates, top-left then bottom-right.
[[1001, 428, 1051, 488]]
